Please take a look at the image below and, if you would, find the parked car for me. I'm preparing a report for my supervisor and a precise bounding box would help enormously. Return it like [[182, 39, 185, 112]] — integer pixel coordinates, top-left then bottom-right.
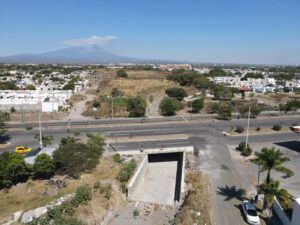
[[15, 146, 32, 154], [242, 200, 261, 225]]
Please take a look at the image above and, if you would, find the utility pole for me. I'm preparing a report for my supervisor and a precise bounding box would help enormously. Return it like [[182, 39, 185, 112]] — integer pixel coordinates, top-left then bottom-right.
[[111, 96, 114, 120], [67, 119, 71, 133], [38, 109, 43, 149], [20, 103, 24, 123], [38, 91, 43, 149], [245, 106, 251, 148], [51, 85, 54, 120]]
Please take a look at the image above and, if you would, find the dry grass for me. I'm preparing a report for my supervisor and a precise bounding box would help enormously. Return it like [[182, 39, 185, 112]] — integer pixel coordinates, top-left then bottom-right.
[[9, 111, 67, 122], [70, 94, 87, 103], [257, 93, 300, 104], [176, 171, 212, 225], [0, 156, 123, 224]]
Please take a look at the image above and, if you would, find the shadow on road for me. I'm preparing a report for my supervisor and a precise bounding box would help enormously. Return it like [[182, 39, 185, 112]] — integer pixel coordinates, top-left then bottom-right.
[[216, 185, 246, 201], [274, 140, 300, 153], [0, 134, 11, 144]]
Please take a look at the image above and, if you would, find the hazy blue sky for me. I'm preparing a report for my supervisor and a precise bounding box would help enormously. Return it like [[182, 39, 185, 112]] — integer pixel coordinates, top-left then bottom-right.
[[1, 0, 300, 64]]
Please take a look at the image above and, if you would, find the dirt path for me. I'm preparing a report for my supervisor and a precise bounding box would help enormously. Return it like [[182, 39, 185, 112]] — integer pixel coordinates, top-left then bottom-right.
[[65, 92, 95, 121], [146, 94, 164, 117]]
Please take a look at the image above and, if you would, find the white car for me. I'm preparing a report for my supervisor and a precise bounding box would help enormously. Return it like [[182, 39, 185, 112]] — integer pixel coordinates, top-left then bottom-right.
[[242, 200, 261, 225]]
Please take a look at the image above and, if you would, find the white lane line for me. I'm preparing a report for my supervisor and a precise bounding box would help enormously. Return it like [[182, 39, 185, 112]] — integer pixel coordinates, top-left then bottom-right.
[[155, 141, 191, 146], [152, 131, 183, 134]]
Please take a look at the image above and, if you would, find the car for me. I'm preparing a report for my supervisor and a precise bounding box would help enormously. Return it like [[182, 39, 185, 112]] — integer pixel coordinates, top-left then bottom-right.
[[242, 200, 261, 225], [15, 146, 32, 154]]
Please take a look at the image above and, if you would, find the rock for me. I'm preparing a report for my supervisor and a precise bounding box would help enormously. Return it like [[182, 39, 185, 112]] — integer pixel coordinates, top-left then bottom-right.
[[21, 207, 47, 223], [3, 211, 23, 225]]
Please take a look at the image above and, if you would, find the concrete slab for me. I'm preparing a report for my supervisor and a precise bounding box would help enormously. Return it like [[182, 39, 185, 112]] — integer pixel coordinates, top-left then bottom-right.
[[130, 161, 178, 205]]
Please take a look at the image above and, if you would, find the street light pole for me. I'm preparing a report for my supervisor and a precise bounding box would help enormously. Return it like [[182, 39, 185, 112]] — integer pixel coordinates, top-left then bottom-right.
[[111, 96, 114, 120], [67, 119, 71, 133], [38, 109, 43, 149], [245, 106, 251, 148]]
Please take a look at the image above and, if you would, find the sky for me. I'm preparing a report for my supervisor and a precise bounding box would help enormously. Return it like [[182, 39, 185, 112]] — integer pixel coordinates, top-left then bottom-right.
[[0, 0, 300, 65]]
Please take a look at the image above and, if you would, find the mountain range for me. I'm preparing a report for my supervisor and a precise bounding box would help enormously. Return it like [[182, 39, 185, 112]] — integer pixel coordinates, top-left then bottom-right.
[[0, 45, 180, 64]]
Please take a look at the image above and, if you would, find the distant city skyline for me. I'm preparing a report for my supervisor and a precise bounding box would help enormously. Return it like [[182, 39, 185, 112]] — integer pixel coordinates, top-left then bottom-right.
[[1, 0, 300, 65]]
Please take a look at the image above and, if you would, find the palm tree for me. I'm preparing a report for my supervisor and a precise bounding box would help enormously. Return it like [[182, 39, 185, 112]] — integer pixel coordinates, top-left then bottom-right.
[[253, 147, 294, 184], [260, 180, 291, 209]]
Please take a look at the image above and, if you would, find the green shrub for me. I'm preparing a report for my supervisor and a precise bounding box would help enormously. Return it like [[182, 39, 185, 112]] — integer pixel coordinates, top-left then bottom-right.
[[255, 127, 261, 131], [25, 126, 33, 130], [92, 100, 101, 108], [93, 181, 101, 190], [113, 154, 122, 163], [133, 209, 139, 217], [99, 183, 112, 199], [242, 146, 252, 157], [32, 153, 55, 179], [116, 69, 128, 78], [237, 142, 247, 152], [159, 97, 183, 116], [235, 126, 245, 133], [71, 184, 92, 206], [273, 124, 282, 131], [127, 96, 146, 117], [165, 88, 187, 101], [188, 98, 204, 113], [117, 159, 137, 183]]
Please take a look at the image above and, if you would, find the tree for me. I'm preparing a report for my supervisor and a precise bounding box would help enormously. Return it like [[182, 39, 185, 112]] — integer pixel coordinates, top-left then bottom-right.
[[34, 134, 53, 147], [193, 75, 211, 91], [213, 85, 233, 100], [252, 147, 294, 184], [260, 180, 291, 209], [208, 68, 228, 77], [188, 98, 204, 113], [165, 88, 187, 101], [63, 78, 76, 90], [217, 102, 232, 120], [74, 131, 80, 138], [116, 69, 128, 78], [238, 104, 262, 118], [53, 134, 104, 178], [127, 96, 146, 117], [26, 84, 36, 90], [0, 151, 12, 189], [0, 112, 9, 139], [7, 153, 29, 184], [159, 97, 183, 116], [32, 153, 55, 179], [0, 81, 19, 90]]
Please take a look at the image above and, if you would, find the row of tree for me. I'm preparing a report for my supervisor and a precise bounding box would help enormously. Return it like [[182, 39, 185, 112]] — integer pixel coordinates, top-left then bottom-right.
[[0, 133, 105, 189]]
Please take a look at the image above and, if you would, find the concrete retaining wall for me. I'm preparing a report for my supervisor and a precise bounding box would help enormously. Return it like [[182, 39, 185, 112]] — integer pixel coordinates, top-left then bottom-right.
[[127, 156, 148, 199], [291, 198, 300, 225], [272, 198, 291, 225]]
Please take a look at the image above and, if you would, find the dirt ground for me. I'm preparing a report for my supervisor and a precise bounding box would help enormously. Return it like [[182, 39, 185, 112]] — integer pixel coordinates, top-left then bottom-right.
[[9, 111, 67, 122], [0, 156, 124, 224], [175, 171, 212, 225]]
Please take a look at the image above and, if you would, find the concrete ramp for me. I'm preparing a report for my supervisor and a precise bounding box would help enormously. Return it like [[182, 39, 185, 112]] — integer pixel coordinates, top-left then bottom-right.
[[128, 151, 185, 205]]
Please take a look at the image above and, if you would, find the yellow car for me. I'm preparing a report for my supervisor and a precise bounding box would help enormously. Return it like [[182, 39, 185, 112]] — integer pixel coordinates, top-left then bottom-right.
[[15, 146, 32, 154]]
